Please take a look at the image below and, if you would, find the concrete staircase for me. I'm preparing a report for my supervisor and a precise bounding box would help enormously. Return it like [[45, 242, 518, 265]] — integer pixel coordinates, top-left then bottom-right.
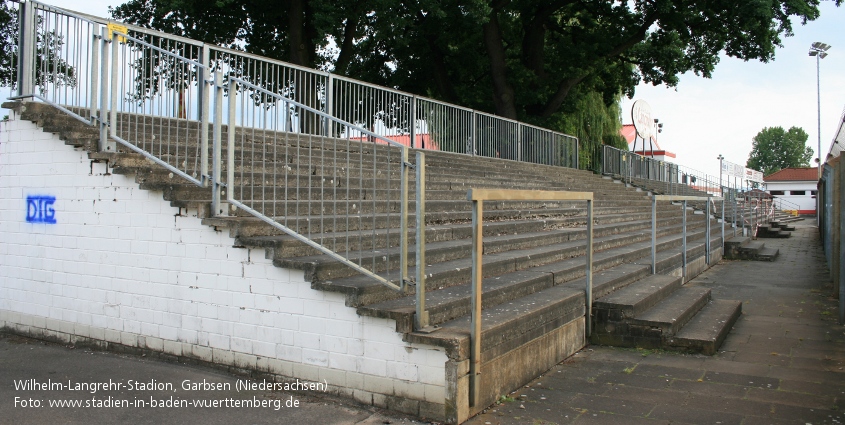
[[724, 236, 779, 261], [10, 101, 743, 420]]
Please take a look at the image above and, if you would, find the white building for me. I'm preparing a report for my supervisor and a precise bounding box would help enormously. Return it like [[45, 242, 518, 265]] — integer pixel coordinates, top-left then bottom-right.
[[763, 167, 818, 215]]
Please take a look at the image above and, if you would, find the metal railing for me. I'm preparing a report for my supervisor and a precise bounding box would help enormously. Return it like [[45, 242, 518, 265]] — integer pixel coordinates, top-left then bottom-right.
[[222, 75, 411, 290], [651, 195, 722, 281], [12, 0, 583, 302], [772, 197, 802, 215], [467, 189, 593, 408], [602, 145, 677, 188]]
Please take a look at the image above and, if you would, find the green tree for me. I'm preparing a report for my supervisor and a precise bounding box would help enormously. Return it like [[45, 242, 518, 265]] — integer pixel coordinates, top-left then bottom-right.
[[110, 0, 837, 155], [746, 126, 814, 176], [0, 1, 77, 93]]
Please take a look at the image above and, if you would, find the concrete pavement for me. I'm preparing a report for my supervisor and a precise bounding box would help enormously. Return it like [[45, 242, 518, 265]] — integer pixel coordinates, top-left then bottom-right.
[[468, 223, 845, 424]]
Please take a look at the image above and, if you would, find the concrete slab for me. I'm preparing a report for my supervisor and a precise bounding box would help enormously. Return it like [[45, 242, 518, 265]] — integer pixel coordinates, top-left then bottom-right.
[[467, 224, 845, 425]]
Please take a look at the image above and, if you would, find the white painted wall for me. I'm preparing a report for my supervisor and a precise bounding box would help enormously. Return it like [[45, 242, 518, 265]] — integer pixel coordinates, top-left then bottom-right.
[[765, 181, 817, 213], [0, 110, 447, 412]]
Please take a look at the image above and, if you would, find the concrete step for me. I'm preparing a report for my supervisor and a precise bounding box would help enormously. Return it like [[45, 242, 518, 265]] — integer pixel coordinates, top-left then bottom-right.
[[318, 220, 715, 308], [724, 236, 779, 261], [757, 247, 779, 261], [207, 205, 650, 236], [631, 286, 711, 335], [403, 283, 585, 364], [592, 275, 683, 321], [669, 298, 743, 355], [279, 217, 711, 283], [359, 262, 651, 333]]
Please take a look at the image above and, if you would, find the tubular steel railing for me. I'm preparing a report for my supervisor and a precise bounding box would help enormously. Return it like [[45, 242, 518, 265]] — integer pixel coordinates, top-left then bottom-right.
[[222, 76, 411, 290], [12, 0, 582, 304], [651, 195, 723, 280], [773, 197, 802, 216], [467, 189, 593, 408]]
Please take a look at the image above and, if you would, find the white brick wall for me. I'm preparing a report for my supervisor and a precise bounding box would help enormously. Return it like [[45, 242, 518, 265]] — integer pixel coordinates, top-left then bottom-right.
[[0, 110, 447, 409]]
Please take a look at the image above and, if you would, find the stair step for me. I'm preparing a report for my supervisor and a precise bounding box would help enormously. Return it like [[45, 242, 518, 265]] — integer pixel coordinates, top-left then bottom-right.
[[669, 299, 742, 355], [593, 275, 682, 320], [404, 284, 585, 359], [360, 263, 650, 333], [629, 286, 711, 335], [757, 247, 779, 261]]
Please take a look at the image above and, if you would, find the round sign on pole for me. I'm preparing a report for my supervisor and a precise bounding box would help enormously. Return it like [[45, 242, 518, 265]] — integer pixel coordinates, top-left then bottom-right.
[[631, 100, 653, 141]]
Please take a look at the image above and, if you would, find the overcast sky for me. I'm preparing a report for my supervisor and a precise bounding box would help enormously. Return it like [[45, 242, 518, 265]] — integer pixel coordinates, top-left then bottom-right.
[[41, 1, 845, 180]]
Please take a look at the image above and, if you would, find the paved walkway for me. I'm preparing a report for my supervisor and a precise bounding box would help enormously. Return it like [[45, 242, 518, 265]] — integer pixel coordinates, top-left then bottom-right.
[[468, 223, 845, 425], [2, 223, 842, 424]]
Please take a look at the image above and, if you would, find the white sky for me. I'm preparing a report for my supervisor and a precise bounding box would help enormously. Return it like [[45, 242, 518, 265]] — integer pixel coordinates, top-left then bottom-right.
[[40, 1, 845, 180]]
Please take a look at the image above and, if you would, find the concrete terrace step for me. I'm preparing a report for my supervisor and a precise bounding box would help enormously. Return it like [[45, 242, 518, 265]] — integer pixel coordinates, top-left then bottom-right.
[[630, 286, 711, 335], [318, 219, 716, 311], [403, 283, 585, 361], [668, 298, 742, 355], [592, 275, 683, 321], [237, 213, 685, 259], [205, 206, 690, 242], [278, 216, 712, 283], [724, 236, 779, 261]]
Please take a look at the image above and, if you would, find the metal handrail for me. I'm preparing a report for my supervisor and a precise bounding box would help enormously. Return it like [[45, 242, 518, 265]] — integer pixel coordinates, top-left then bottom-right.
[[466, 189, 593, 408], [223, 75, 411, 292], [651, 195, 723, 280]]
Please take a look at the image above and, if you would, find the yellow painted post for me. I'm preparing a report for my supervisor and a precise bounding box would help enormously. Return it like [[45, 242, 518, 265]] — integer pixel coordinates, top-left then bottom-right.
[[470, 196, 483, 408]]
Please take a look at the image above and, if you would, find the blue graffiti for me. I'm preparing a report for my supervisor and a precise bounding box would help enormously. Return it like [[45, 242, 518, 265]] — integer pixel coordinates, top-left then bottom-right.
[[26, 196, 56, 224]]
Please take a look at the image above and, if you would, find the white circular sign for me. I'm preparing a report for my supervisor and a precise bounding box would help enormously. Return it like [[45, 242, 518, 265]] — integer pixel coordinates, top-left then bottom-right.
[[632, 100, 653, 140]]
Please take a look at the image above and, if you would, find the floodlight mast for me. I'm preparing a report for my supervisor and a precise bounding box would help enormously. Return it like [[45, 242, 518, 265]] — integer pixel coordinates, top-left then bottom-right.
[[809, 42, 831, 180]]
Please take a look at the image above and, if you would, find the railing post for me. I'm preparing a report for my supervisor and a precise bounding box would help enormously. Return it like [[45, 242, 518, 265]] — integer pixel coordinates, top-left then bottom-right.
[[410, 96, 417, 149], [98, 26, 111, 152], [415, 152, 429, 330], [199, 48, 211, 187], [227, 79, 236, 205], [682, 200, 687, 281], [326, 74, 334, 137], [109, 28, 119, 139], [585, 198, 593, 337], [575, 138, 579, 170], [200, 70, 211, 187], [17, 0, 35, 97], [211, 70, 223, 216], [706, 195, 712, 265], [400, 147, 410, 289], [469, 197, 483, 408], [517, 123, 523, 162], [651, 195, 657, 274], [471, 111, 477, 156], [733, 190, 737, 237], [721, 194, 726, 252], [89, 25, 100, 125]]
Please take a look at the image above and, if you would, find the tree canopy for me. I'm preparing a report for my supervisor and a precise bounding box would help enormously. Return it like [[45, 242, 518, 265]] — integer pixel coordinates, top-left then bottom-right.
[[110, 1, 835, 125], [746, 126, 814, 176]]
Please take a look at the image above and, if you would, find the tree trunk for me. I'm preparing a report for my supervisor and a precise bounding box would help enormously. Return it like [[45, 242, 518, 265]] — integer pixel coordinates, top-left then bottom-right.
[[482, 10, 517, 119]]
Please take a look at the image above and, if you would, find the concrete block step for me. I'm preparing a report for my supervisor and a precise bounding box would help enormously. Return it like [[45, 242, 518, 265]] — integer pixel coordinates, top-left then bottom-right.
[[279, 215, 711, 282], [628, 286, 711, 336], [757, 247, 779, 261], [211, 206, 690, 243], [593, 275, 682, 321], [318, 222, 713, 306], [668, 299, 742, 355], [403, 283, 585, 362], [228, 200, 692, 221], [359, 263, 650, 333]]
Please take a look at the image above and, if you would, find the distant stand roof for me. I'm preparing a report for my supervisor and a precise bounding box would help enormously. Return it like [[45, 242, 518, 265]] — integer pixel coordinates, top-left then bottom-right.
[[764, 167, 819, 182]]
